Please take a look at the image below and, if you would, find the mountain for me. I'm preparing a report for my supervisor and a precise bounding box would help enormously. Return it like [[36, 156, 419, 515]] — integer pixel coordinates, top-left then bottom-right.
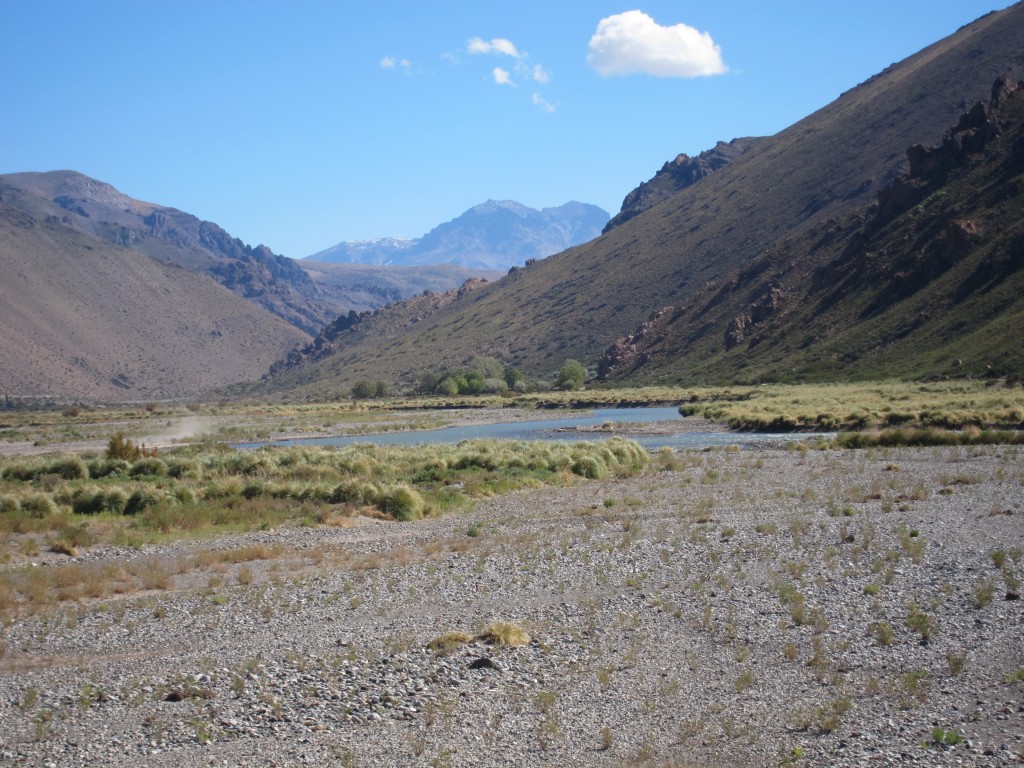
[[0, 171, 333, 335], [598, 76, 1024, 384], [297, 261, 503, 315], [308, 238, 416, 266], [306, 200, 609, 271], [260, 279, 491, 383], [250, 4, 1024, 397], [603, 137, 763, 233], [0, 198, 309, 401]]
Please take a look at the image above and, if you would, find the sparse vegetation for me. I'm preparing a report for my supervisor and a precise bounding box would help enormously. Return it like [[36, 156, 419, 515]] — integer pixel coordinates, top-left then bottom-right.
[[677, 381, 1024, 433]]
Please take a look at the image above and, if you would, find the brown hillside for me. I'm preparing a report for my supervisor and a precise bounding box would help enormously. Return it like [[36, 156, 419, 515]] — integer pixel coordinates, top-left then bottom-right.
[[598, 76, 1024, 384], [0, 203, 309, 401], [252, 4, 1024, 397], [0, 172, 333, 334]]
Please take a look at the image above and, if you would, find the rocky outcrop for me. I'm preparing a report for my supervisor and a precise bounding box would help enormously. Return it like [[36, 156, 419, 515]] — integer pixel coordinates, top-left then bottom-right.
[[724, 287, 785, 350], [876, 76, 1020, 223], [603, 138, 763, 233], [597, 306, 675, 379]]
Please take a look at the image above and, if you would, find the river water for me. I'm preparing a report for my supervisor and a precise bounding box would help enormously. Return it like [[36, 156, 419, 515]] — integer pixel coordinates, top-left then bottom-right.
[[236, 407, 817, 451]]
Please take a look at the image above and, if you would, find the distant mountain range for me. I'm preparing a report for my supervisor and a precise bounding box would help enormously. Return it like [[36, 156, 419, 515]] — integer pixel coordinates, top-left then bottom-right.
[[306, 200, 609, 271], [252, 3, 1024, 397], [0, 171, 333, 335], [0, 172, 505, 399]]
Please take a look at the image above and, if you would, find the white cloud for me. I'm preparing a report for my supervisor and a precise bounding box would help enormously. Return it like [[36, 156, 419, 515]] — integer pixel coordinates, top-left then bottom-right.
[[468, 34, 553, 102], [492, 67, 515, 86], [380, 56, 412, 72], [532, 92, 556, 113], [468, 36, 522, 58], [587, 11, 727, 78]]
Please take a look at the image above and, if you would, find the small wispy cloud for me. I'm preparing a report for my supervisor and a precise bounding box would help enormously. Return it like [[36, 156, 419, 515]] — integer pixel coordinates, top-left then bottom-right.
[[379, 56, 413, 73], [467, 33, 553, 103], [531, 92, 556, 113], [587, 11, 727, 78], [493, 67, 515, 86], [468, 36, 522, 58]]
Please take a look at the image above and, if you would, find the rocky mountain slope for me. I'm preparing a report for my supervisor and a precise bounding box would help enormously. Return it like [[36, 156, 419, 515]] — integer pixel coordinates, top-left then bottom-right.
[[307, 200, 609, 271], [260, 279, 491, 382], [597, 75, 1024, 384], [0, 172, 332, 334], [251, 4, 1024, 396], [602, 137, 762, 233], [0, 201, 309, 401]]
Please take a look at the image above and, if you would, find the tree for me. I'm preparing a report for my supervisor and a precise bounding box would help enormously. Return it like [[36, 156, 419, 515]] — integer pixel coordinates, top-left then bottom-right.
[[417, 372, 441, 395], [503, 366, 524, 389], [471, 356, 504, 380], [436, 377, 459, 397], [351, 380, 376, 399], [556, 359, 587, 390]]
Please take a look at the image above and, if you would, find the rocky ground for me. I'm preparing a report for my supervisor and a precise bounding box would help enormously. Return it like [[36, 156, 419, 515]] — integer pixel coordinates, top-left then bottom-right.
[[1, 444, 1022, 767]]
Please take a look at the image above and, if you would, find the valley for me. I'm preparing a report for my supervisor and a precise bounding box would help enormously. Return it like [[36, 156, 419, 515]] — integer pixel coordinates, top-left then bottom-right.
[[1, 4, 1023, 767]]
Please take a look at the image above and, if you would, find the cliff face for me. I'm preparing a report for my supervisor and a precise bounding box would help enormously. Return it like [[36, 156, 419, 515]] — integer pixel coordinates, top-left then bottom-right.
[[0, 171, 333, 335], [603, 137, 763, 233]]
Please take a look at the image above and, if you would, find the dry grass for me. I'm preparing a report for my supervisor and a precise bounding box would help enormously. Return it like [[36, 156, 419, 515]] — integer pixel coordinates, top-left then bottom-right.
[[679, 380, 1024, 431], [426, 631, 476, 655], [478, 621, 531, 647]]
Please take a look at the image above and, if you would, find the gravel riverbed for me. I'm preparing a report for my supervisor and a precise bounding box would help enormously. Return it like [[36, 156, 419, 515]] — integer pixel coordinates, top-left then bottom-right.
[[1, 445, 1022, 766]]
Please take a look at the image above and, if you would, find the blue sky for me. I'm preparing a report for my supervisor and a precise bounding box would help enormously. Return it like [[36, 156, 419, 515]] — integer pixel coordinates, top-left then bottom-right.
[[0, 1, 1010, 258]]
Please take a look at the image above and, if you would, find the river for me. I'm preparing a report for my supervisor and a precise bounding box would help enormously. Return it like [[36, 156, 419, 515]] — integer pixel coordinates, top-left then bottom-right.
[[235, 407, 818, 451]]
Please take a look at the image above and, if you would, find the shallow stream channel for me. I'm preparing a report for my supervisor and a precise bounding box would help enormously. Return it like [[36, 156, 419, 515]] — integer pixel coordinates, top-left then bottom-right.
[[236, 407, 818, 451]]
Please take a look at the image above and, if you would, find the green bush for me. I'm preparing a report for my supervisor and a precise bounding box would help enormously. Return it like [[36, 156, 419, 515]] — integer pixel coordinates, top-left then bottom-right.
[[71, 487, 105, 516], [556, 359, 587, 391], [46, 456, 89, 480], [571, 456, 606, 479], [173, 487, 197, 505], [87, 458, 131, 479], [165, 458, 199, 479], [100, 488, 128, 514], [377, 484, 425, 521], [20, 493, 60, 518], [331, 480, 380, 505], [1, 463, 36, 482], [435, 377, 459, 397], [129, 458, 167, 477], [124, 488, 168, 516]]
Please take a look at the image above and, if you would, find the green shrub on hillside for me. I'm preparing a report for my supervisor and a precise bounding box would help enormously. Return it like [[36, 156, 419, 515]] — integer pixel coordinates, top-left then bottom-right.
[[556, 360, 587, 391]]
